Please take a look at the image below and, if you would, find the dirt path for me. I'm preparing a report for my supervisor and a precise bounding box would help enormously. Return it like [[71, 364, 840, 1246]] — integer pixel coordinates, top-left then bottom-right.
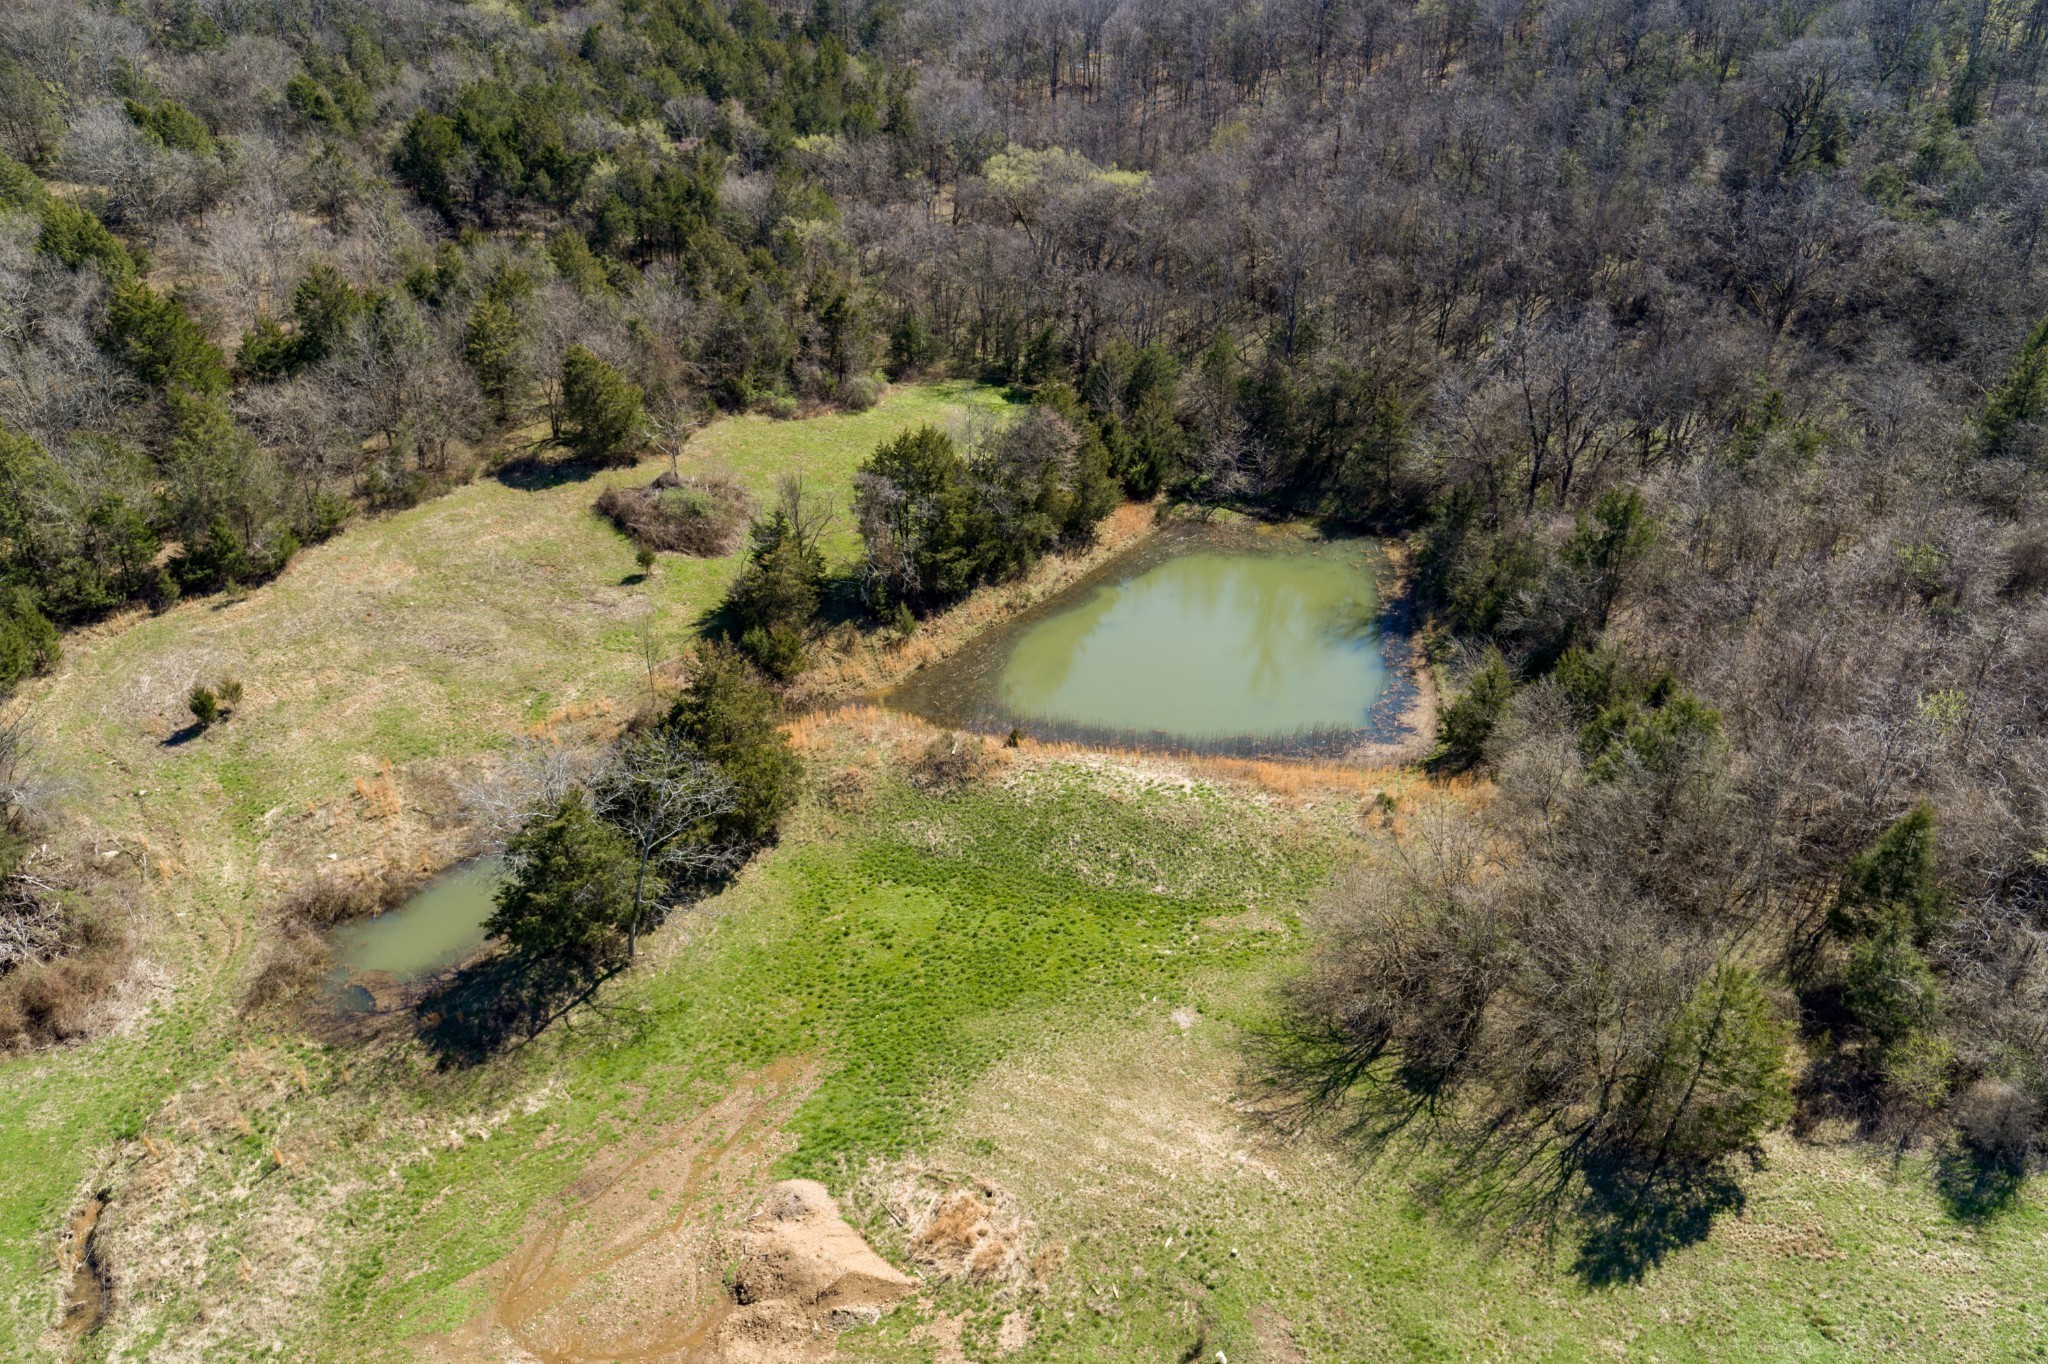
[[418, 1058, 823, 1363]]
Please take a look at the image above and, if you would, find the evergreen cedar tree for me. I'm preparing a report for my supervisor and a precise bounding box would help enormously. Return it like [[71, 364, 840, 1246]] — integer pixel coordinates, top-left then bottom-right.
[[488, 790, 639, 965], [661, 642, 800, 846], [560, 345, 647, 466], [724, 508, 824, 680]]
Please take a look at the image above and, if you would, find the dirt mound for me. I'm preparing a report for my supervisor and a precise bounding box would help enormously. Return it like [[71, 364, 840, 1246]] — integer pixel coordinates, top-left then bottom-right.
[[417, 1061, 865, 1363], [716, 1180, 916, 1361]]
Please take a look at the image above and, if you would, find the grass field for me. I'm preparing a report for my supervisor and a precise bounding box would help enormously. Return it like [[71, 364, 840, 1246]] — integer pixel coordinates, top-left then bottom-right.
[[4, 385, 2047, 1362], [0, 382, 1011, 1358]]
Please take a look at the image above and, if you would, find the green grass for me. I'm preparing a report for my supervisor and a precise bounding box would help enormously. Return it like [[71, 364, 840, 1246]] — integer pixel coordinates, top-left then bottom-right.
[[16, 734, 2048, 1359], [282, 767, 1331, 1356], [0, 381, 1012, 1357], [7, 379, 2048, 1361]]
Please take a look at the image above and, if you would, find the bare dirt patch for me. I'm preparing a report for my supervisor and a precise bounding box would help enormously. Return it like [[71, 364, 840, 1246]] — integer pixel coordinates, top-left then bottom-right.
[[1251, 1305, 1309, 1362], [719, 1179, 916, 1360], [416, 1057, 918, 1363], [885, 1169, 1038, 1288], [56, 1191, 110, 1344]]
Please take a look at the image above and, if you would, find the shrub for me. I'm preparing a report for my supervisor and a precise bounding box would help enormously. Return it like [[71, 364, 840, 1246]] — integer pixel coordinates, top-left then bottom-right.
[[274, 873, 386, 928], [839, 373, 883, 411], [1954, 1080, 2040, 1170], [103, 280, 229, 395], [124, 97, 216, 156], [822, 765, 876, 812], [37, 199, 133, 280], [663, 642, 801, 844], [9, 956, 114, 1044], [242, 925, 330, 1009], [188, 686, 219, 728], [740, 624, 807, 680], [594, 473, 749, 556], [909, 733, 999, 792], [0, 590, 58, 692], [1428, 652, 1515, 773]]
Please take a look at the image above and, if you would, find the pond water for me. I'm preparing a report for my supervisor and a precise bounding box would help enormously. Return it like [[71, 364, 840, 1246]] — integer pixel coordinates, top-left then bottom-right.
[[887, 525, 1410, 753], [326, 855, 506, 992]]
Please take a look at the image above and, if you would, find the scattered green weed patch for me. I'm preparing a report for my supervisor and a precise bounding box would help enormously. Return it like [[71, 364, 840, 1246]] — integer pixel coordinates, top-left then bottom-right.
[[312, 774, 1329, 1354]]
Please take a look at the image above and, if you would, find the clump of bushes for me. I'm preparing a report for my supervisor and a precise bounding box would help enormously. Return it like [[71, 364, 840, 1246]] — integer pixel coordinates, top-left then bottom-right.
[[481, 641, 803, 971], [853, 409, 1117, 612], [0, 891, 126, 1052], [242, 925, 332, 1009], [595, 471, 750, 556], [822, 765, 876, 812], [0, 952, 116, 1048], [187, 677, 243, 729], [908, 732, 1000, 792]]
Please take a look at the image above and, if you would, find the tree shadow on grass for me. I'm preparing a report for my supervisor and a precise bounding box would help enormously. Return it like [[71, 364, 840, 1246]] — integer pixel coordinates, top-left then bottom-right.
[[414, 949, 619, 1069], [816, 570, 881, 631], [494, 449, 606, 491], [1932, 1139, 2030, 1223], [160, 723, 205, 747], [1568, 1156, 1748, 1287]]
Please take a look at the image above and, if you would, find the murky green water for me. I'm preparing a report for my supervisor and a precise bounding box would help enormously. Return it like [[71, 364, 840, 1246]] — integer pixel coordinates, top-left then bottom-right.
[[888, 527, 1400, 750], [327, 855, 505, 983]]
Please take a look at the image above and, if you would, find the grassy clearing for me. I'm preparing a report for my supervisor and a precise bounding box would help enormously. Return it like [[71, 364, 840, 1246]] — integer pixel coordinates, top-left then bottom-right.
[[5, 378, 2046, 1361], [14, 703, 2048, 1359], [135, 759, 1332, 1360], [837, 968, 2048, 1363], [0, 382, 1010, 1358]]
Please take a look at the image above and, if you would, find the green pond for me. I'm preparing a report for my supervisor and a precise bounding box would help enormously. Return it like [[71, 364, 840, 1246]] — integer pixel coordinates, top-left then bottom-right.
[[887, 526, 1409, 752], [326, 856, 505, 994]]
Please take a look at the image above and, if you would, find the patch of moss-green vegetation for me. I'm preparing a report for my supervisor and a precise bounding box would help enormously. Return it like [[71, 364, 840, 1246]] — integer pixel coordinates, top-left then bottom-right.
[[318, 776, 1329, 1353], [781, 838, 1264, 1174]]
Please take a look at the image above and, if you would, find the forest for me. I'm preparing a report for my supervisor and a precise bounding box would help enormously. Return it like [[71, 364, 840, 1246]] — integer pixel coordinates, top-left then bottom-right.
[[4, 0, 2048, 1350]]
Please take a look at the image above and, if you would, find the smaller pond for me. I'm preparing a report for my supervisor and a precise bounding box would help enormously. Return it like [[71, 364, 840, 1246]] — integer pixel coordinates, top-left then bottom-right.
[[324, 856, 506, 1005], [885, 524, 1417, 754]]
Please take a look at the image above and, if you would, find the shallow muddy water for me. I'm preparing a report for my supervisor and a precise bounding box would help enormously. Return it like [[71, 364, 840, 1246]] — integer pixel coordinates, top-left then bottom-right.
[[326, 855, 505, 991], [887, 525, 1410, 753]]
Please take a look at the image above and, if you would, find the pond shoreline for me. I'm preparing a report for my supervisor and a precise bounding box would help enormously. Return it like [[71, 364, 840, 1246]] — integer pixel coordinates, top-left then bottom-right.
[[867, 518, 1438, 762], [788, 500, 1166, 709]]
